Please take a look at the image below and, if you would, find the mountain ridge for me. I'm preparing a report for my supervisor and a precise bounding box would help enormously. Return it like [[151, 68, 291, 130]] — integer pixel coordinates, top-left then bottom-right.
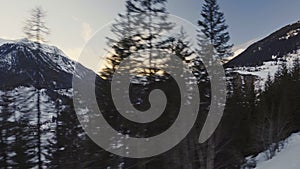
[[226, 21, 300, 67], [0, 38, 92, 90]]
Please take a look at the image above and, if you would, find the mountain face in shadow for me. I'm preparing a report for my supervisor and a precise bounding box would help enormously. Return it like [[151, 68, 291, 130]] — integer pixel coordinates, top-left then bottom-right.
[[226, 21, 300, 67], [0, 39, 77, 90]]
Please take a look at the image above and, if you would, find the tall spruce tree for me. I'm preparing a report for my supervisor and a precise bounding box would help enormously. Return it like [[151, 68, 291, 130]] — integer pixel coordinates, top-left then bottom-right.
[[195, 0, 232, 168], [23, 7, 49, 43], [102, 0, 174, 79], [23, 6, 49, 169], [101, 1, 175, 168], [12, 88, 37, 169], [0, 93, 12, 169], [197, 0, 232, 59], [99, 1, 201, 168]]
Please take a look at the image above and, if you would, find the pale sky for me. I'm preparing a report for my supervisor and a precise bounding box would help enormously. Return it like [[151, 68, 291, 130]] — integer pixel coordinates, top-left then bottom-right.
[[1, 0, 300, 61]]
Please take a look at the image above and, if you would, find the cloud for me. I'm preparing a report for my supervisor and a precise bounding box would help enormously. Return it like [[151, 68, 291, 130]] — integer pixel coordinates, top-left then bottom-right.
[[81, 22, 93, 42], [72, 16, 94, 42], [64, 17, 95, 61]]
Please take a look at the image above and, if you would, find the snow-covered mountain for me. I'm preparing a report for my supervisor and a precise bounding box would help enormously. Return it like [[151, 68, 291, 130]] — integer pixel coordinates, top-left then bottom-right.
[[0, 38, 79, 89], [0, 38, 96, 168], [0, 38, 14, 46], [225, 21, 300, 89], [226, 21, 300, 67], [0, 38, 96, 127], [224, 21, 300, 169]]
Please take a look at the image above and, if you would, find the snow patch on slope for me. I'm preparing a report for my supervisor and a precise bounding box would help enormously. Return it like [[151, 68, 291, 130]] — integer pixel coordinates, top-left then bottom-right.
[[229, 51, 300, 90], [0, 38, 14, 46], [0, 38, 76, 75], [242, 132, 300, 169], [279, 28, 300, 40]]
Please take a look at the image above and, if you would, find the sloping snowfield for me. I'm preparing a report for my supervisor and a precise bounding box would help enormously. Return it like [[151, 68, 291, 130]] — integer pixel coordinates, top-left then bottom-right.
[[243, 132, 300, 169]]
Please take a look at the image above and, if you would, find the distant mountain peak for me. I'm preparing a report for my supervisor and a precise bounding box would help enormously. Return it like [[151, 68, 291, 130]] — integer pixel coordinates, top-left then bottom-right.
[[0, 38, 75, 89]]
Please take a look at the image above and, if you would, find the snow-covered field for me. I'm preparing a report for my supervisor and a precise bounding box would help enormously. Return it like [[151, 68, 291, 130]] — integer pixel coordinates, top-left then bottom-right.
[[228, 51, 300, 90], [243, 132, 300, 169]]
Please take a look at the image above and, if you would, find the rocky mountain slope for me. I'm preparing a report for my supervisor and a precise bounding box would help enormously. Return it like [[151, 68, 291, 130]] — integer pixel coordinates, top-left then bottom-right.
[[226, 21, 300, 67]]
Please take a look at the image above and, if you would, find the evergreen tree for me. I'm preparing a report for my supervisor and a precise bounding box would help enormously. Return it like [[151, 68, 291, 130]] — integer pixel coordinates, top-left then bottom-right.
[[291, 58, 300, 128], [292, 57, 300, 80], [12, 88, 37, 169], [49, 97, 85, 169], [197, 0, 232, 59], [99, 1, 201, 169], [0, 93, 12, 169], [23, 6, 50, 169], [102, 0, 174, 79], [126, 0, 173, 72], [195, 0, 232, 168], [23, 7, 49, 43]]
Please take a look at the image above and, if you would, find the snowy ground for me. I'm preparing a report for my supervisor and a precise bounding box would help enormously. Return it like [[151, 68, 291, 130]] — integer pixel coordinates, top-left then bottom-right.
[[243, 132, 300, 169], [0, 38, 14, 46], [228, 51, 300, 90]]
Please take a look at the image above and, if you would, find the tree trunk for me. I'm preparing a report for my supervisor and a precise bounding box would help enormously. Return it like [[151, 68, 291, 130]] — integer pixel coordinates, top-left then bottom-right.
[[206, 136, 215, 169], [37, 89, 42, 169]]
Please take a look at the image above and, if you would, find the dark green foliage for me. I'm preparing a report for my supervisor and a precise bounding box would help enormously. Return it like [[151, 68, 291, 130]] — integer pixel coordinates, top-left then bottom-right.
[[219, 60, 300, 168], [197, 0, 233, 59], [1, 1, 300, 169], [23, 7, 49, 43], [102, 0, 175, 80]]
